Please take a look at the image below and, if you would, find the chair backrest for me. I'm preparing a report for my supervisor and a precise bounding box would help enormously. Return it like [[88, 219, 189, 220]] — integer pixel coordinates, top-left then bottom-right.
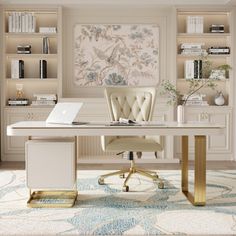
[[104, 87, 156, 122]]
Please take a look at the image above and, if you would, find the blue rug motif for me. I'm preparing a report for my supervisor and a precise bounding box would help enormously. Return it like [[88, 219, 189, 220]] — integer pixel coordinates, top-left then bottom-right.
[[0, 170, 236, 235]]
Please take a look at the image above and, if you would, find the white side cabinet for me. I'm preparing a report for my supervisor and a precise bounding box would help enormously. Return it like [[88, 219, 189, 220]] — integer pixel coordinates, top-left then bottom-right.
[[26, 140, 75, 189], [2, 107, 52, 161], [175, 107, 233, 160]]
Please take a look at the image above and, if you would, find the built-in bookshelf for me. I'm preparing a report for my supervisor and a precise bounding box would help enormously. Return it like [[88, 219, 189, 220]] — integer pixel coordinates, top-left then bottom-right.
[[2, 6, 62, 106], [174, 8, 234, 161], [1, 6, 62, 161], [176, 9, 233, 106]]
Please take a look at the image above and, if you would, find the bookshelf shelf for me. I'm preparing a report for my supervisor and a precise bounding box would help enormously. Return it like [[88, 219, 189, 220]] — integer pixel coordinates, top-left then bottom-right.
[[5, 33, 58, 38], [177, 54, 230, 58], [6, 54, 58, 58], [177, 33, 230, 37], [177, 78, 229, 82], [6, 78, 57, 80]]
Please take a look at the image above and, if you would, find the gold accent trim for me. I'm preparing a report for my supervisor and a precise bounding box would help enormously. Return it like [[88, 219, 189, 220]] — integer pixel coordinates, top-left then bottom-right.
[[182, 136, 188, 192], [75, 136, 78, 192], [181, 135, 206, 206], [27, 190, 77, 208], [100, 159, 163, 189], [194, 135, 206, 205]]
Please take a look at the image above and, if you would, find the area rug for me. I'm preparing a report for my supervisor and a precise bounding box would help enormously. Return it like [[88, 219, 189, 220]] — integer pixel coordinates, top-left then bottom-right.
[[0, 170, 236, 235]]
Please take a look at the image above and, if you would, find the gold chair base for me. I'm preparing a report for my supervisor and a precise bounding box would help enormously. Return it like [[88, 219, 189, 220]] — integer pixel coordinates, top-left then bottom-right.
[[98, 161, 164, 191], [27, 190, 77, 208]]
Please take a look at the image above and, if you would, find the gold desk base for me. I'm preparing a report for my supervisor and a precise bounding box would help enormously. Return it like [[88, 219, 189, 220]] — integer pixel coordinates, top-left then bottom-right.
[[27, 190, 77, 208], [182, 135, 206, 206]]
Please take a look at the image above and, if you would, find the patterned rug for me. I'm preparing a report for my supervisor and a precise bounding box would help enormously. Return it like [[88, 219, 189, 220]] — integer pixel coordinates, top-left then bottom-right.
[[0, 170, 236, 235]]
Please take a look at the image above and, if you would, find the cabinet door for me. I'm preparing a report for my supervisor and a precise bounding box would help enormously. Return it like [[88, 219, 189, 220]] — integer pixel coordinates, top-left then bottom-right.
[[4, 110, 28, 155], [3, 109, 52, 160], [175, 108, 232, 160], [188, 110, 231, 153], [207, 112, 231, 153]]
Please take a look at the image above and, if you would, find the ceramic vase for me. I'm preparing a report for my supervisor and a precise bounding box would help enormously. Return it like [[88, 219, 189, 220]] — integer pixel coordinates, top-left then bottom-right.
[[177, 105, 185, 124], [214, 92, 225, 106]]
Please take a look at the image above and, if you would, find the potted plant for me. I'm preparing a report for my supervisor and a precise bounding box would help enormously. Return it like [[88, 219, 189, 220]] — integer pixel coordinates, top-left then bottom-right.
[[216, 64, 232, 79], [159, 57, 231, 123], [159, 79, 217, 123]]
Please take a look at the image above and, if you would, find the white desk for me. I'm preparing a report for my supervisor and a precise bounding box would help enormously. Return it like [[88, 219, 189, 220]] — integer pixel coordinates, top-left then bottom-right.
[[7, 121, 224, 206]]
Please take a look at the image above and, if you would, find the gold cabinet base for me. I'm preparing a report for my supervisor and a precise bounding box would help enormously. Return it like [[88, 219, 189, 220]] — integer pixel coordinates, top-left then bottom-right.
[[27, 190, 77, 208]]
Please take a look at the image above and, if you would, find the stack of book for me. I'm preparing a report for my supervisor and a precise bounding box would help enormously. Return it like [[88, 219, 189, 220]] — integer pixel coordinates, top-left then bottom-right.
[[8, 12, 36, 33], [32, 94, 57, 106], [180, 43, 207, 56], [186, 16, 204, 33], [39, 27, 57, 33], [184, 60, 203, 79], [182, 94, 209, 106], [11, 59, 24, 79], [17, 45, 31, 54]]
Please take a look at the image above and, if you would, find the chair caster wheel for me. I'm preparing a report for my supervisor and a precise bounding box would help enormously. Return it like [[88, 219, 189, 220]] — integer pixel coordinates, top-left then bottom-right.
[[122, 185, 129, 192], [98, 177, 104, 185], [158, 182, 164, 189], [153, 174, 159, 181], [119, 174, 125, 179]]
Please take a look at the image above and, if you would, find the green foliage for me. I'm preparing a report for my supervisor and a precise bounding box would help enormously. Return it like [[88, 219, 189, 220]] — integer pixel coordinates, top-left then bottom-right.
[[217, 64, 232, 71], [160, 56, 231, 105], [159, 80, 181, 105]]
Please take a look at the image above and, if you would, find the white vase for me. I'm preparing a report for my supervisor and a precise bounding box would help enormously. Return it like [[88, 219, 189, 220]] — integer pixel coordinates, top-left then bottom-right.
[[214, 92, 225, 106], [177, 105, 185, 124]]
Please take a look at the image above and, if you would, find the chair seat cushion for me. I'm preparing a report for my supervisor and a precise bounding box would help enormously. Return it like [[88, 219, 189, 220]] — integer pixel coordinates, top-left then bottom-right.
[[105, 137, 163, 152]]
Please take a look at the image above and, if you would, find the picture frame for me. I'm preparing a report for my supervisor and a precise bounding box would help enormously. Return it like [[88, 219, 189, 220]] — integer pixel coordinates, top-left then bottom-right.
[[74, 24, 159, 86]]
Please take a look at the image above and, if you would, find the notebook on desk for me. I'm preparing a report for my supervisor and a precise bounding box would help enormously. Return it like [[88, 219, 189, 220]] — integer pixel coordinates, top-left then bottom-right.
[[46, 102, 85, 125]]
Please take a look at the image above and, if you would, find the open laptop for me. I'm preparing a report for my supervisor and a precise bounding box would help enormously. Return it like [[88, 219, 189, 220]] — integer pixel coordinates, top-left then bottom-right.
[[46, 102, 84, 125]]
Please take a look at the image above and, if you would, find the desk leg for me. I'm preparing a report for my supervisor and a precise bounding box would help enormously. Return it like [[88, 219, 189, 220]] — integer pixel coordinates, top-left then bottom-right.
[[75, 136, 78, 193], [194, 135, 206, 206], [181, 136, 188, 192], [182, 135, 206, 206]]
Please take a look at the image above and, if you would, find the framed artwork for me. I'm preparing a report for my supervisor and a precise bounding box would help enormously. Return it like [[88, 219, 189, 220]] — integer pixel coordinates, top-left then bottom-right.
[[74, 24, 159, 86]]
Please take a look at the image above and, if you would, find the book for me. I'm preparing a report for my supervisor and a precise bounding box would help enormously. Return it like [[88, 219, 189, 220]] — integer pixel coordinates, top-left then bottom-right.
[[33, 94, 57, 101], [185, 100, 209, 106], [11, 59, 24, 79], [194, 60, 202, 79], [184, 60, 202, 79], [39, 27, 57, 33], [42, 37, 50, 54], [187, 16, 194, 33], [8, 14, 13, 32], [195, 16, 204, 33], [184, 60, 194, 79], [8, 12, 36, 33], [39, 60, 47, 79], [180, 43, 204, 49], [31, 100, 56, 106], [186, 16, 204, 33]]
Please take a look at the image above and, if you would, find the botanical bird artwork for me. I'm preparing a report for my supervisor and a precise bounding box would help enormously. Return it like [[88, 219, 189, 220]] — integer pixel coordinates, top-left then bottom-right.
[[74, 24, 159, 86]]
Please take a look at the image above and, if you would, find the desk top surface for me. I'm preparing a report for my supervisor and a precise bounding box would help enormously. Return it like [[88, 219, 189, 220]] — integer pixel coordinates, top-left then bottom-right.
[[7, 121, 224, 136]]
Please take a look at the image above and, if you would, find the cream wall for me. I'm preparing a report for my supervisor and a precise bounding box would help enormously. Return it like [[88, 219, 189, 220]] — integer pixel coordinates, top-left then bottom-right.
[[62, 5, 176, 98], [61, 6, 175, 161]]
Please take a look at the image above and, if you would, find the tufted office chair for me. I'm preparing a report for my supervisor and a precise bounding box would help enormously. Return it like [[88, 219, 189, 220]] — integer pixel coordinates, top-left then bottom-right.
[[99, 87, 164, 192]]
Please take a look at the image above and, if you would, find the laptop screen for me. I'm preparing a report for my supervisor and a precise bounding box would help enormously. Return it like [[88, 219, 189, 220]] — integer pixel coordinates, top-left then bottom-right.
[[46, 102, 83, 124]]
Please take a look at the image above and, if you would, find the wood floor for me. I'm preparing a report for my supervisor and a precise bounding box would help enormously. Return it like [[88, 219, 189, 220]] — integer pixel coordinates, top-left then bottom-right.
[[0, 161, 236, 170]]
